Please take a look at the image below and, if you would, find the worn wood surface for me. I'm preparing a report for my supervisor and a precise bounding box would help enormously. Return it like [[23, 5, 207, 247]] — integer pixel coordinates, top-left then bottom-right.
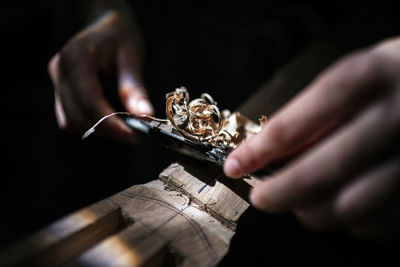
[[158, 162, 251, 231], [0, 160, 253, 267], [0, 199, 122, 267]]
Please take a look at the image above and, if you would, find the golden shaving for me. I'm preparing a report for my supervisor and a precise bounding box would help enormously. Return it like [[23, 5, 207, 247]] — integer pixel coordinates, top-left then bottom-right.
[[165, 87, 266, 148], [83, 86, 267, 149]]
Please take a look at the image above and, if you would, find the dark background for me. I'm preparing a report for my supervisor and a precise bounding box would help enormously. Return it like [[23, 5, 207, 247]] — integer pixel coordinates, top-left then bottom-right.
[[1, 0, 399, 266]]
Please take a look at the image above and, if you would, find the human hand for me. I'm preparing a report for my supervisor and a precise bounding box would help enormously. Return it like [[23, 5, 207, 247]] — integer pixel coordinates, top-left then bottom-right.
[[224, 37, 400, 239], [48, 10, 153, 143]]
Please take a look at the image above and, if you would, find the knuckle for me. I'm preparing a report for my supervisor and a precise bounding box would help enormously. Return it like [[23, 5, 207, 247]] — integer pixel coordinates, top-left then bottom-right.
[[59, 40, 94, 70], [250, 186, 268, 210], [237, 141, 263, 170], [336, 51, 381, 92], [48, 53, 60, 81], [59, 41, 76, 61], [57, 120, 69, 131], [106, 10, 122, 25], [295, 209, 325, 230], [371, 38, 400, 77], [344, 50, 379, 77], [335, 198, 354, 222], [265, 119, 291, 149], [251, 183, 283, 213], [289, 165, 315, 195], [59, 44, 76, 74]]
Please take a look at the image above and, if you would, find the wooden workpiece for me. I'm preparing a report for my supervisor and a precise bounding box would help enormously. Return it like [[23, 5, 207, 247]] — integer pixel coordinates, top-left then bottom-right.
[[0, 160, 255, 267]]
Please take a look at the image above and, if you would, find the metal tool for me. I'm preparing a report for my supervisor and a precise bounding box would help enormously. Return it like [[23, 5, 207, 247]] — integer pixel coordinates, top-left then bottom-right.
[[124, 116, 233, 166], [124, 115, 282, 177]]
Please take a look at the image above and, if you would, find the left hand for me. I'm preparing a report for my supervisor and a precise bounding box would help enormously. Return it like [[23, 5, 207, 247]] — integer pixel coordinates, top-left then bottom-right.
[[224, 37, 400, 240], [48, 10, 152, 143]]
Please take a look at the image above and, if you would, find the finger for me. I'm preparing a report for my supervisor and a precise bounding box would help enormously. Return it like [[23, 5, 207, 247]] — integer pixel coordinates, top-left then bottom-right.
[[348, 206, 400, 240], [224, 51, 384, 178], [294, 201, 339, 231], [293, 157, 400, 231], [58, 48, 138, 143], [49, 52, 88, 131], [117, 44, 154, 115], [249, 94, 399, 213], [336, 157, 400, 223], [48, 53, 68, 129], [348, 190, 400, 240]]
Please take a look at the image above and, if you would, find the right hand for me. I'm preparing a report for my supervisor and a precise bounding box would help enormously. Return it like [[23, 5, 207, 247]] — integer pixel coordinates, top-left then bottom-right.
[[48, 10, 153, 143], [224, 37, 400, 239]]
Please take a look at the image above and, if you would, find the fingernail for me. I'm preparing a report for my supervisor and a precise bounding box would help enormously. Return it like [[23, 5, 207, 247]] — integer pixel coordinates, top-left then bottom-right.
[[137, 99, 154, 115], [224, 158, 244, 178]]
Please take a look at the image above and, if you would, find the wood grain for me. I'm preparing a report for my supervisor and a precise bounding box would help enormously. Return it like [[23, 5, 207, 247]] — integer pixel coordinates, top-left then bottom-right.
[[0, 200, 122, 267], [0, 161, 250, 267]]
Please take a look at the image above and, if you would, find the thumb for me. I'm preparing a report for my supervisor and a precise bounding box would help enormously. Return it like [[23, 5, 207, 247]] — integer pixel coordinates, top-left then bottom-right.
[[117, 46, 154, 115], [224, 127, 273, 178]]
